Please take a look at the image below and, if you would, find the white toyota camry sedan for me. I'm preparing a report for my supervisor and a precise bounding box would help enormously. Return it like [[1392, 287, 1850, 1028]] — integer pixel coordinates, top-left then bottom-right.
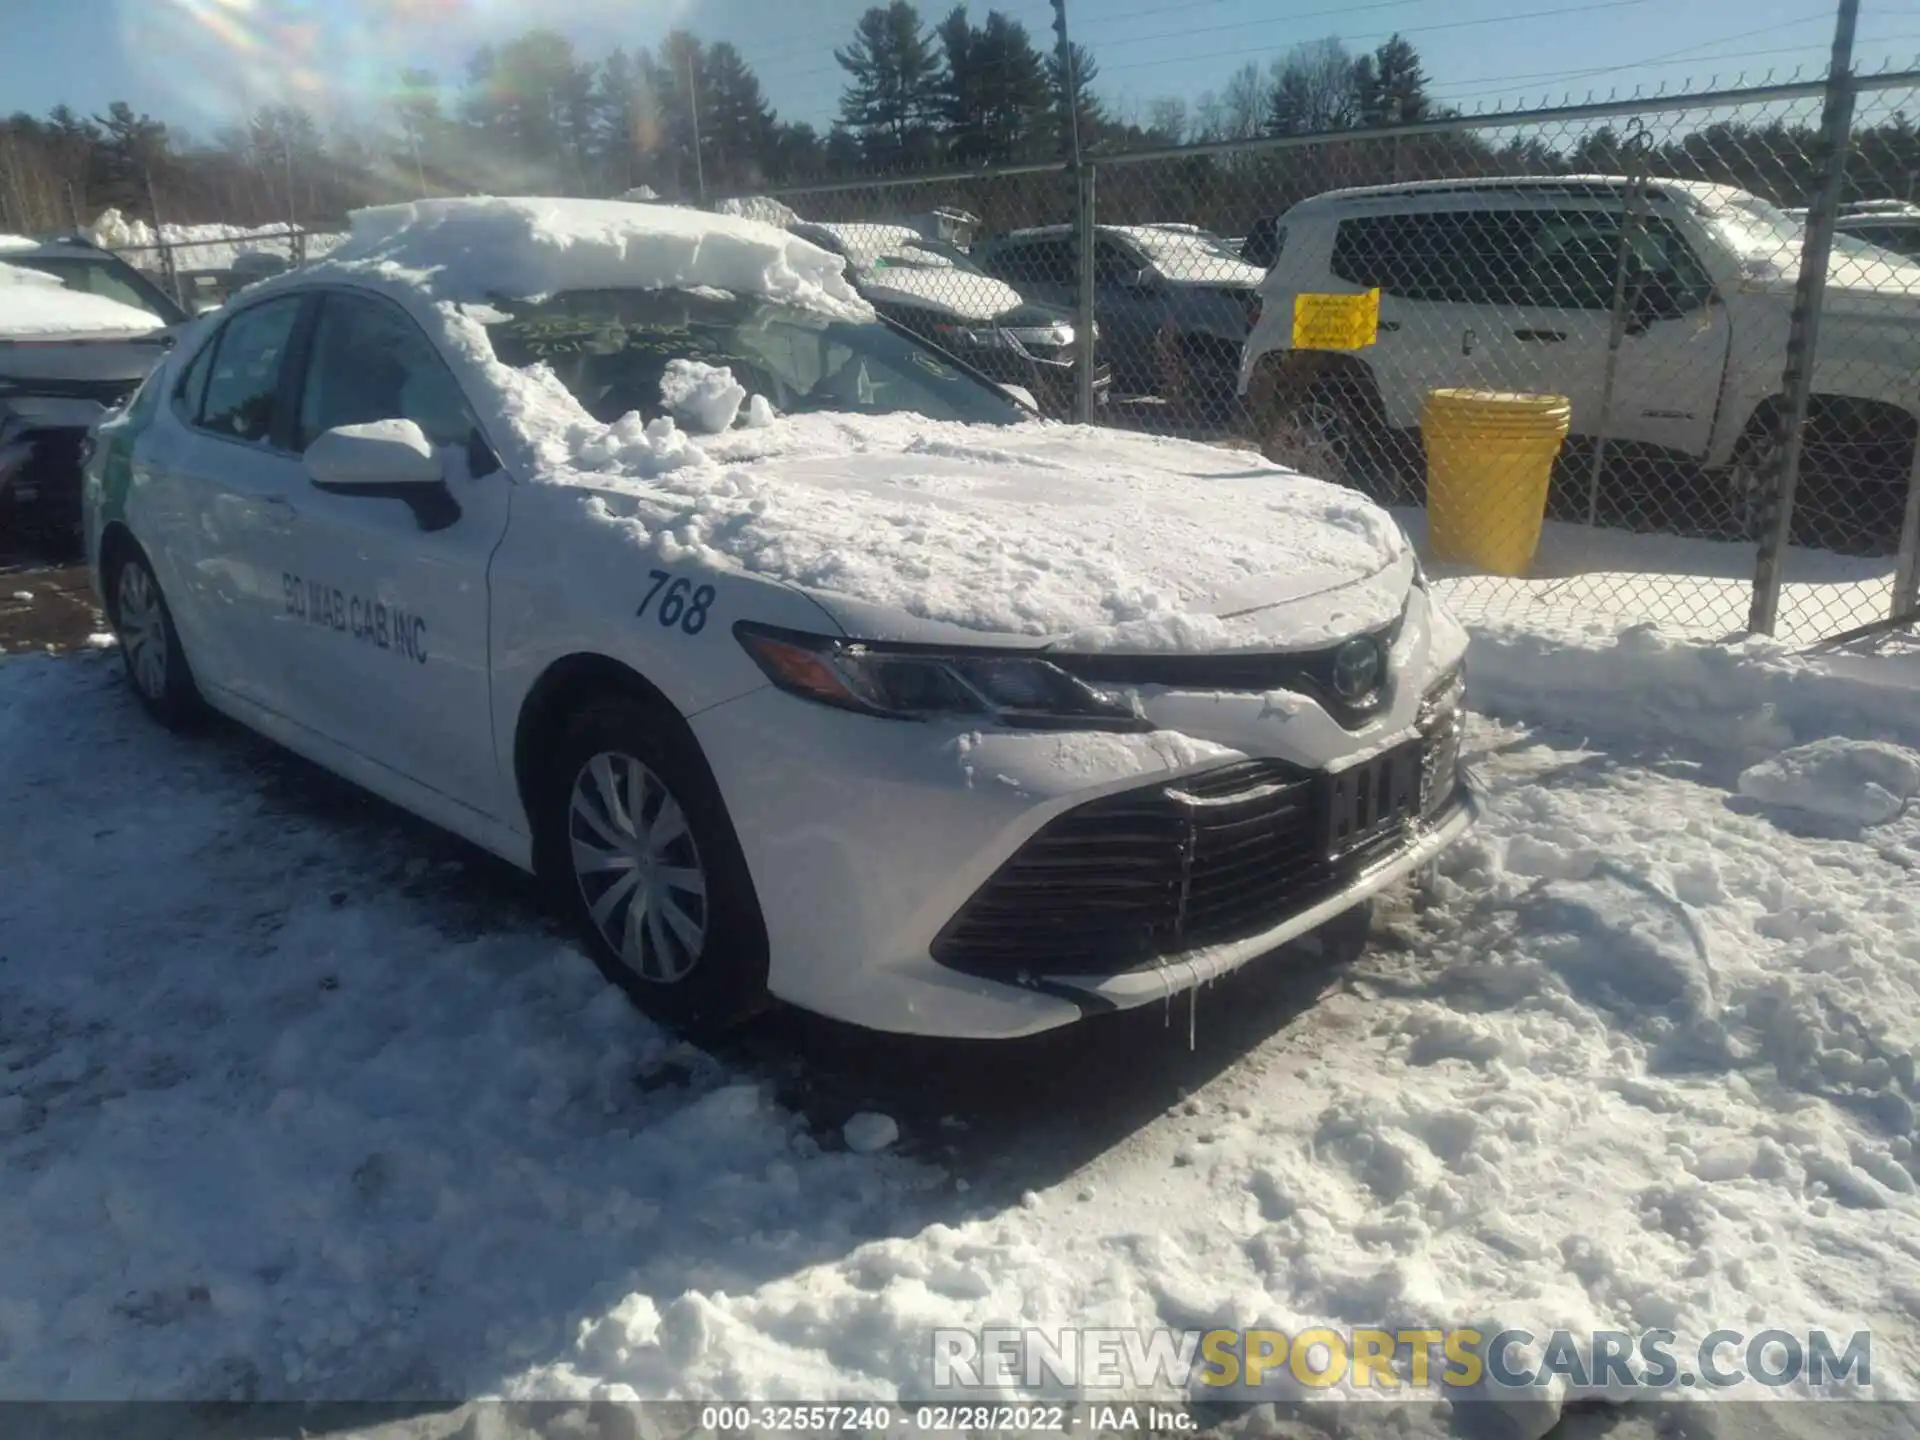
[[83, 197, 1476, 1039]]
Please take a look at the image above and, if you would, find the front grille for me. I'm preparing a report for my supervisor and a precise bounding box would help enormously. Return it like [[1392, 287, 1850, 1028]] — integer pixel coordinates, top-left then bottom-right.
[[931, 689, 1463, 979]]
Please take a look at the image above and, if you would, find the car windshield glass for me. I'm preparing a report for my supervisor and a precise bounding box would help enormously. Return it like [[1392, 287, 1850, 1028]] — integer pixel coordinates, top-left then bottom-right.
[[482, 288, 1024, 429], [11, 256, 184, 324], [1699, 192, 1920, 275]]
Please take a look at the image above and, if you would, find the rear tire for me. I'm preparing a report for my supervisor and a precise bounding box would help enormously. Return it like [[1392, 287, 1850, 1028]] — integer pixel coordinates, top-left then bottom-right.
[[105, 542, 204, 731], [533, 696, 770, 1034]]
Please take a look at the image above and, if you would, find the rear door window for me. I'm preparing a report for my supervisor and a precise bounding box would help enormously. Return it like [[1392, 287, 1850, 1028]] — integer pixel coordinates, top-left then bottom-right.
[[1331, 210, 1541, 304], [193, 296, 304, 446]]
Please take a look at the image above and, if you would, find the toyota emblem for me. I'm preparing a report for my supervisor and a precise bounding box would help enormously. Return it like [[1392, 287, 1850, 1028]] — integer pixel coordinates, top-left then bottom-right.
[[1331, 637, 1383, 703]]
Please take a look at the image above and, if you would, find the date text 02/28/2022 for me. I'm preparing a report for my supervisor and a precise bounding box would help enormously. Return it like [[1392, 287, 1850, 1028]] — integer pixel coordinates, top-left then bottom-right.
[[283, 572, 429, 665]]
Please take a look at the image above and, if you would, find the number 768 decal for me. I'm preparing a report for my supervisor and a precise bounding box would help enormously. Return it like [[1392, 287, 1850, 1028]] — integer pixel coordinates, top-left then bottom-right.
[[636, 570, 715, 635]]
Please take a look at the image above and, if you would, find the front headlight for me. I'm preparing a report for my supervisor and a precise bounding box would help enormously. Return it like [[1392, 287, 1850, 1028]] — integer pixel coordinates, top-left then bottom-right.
[[734, 623, 1147, 730]]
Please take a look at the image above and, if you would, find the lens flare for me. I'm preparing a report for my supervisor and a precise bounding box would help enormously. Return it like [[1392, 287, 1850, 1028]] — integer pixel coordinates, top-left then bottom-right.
[[120, 1, 488, 126]]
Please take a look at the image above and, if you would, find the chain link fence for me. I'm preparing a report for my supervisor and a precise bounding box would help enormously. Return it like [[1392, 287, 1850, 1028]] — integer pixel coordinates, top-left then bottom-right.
[[108, 223, 343, 314], [740, 60, 1920, 648]]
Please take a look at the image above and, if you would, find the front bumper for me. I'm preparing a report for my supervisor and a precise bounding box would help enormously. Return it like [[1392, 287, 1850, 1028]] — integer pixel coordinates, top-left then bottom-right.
[[690, 592, 1476, 1039]]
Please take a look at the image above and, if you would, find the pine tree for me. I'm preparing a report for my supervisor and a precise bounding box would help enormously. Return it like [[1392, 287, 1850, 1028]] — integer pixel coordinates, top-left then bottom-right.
[[92, 102, 172, 214], [703, 43, 778, 190], [937, 7, 1050, 164], [1357, 34, 1429, 127], [1046, 41, 1103, 156], [835, 2, 945, 168]]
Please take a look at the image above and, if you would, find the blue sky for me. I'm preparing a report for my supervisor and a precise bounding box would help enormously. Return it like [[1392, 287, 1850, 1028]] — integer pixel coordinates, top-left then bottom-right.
[[4, 0, 1916, 142]]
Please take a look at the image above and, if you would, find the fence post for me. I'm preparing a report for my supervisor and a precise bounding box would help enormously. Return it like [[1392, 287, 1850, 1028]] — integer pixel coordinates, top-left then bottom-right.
[[1075, 163, 1096, 424], [143, 171, 184, 310], [1748, 0, 1859, 636]]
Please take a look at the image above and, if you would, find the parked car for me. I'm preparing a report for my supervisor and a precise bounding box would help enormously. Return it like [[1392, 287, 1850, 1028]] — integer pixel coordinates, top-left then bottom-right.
[[975, 223, 1267, 402], [1833, 199, 1920, 260], [1239, 216, 1285, 271], [789, 219, 1108, 418], [1240, 176, 1920, 547], [84, 196, 1475, 1039], [0, 236, 188, 537]]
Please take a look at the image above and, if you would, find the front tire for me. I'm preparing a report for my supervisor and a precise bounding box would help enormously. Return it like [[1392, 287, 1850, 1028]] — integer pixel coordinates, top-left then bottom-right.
[[534, 697, 770, 1033], [106, 543, 203, 730]]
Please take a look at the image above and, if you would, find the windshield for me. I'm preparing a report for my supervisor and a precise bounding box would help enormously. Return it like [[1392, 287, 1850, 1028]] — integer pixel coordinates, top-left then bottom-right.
[[483, 288, 1024, 430], [1698, 192, 1919, 275], [9, 256, 185, 325]]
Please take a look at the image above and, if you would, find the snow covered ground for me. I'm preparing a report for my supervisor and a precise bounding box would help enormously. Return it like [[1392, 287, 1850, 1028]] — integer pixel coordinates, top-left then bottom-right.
[[1403, 510, 1899, 649], [2, 607, 1919, 1438]]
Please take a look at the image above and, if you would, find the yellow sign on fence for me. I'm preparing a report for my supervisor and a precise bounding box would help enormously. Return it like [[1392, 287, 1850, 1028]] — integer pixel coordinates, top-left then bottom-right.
[[1293, 289, 1381, 350]]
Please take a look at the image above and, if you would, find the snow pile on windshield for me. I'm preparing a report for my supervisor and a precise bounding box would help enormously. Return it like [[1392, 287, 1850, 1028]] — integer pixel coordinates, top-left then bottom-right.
[[658, 358, 748, 434], [0, 260, 166, 337], [328, 197, 869, 319]]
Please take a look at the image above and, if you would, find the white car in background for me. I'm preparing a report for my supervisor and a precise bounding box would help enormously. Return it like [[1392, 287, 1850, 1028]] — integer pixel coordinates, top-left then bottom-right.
[[1239, 176, 1920, 547], [84, 197, 1475, 1039]]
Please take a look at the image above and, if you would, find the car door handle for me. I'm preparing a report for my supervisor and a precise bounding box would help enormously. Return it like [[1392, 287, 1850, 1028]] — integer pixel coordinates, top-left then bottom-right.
[[1513, 329, 1566, 342], [1376, 320, 1399, 332]]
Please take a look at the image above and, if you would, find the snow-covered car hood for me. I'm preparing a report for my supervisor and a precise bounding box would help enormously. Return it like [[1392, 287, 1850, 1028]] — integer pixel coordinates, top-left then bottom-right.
[[556, 413, 1414, 652], [856, 264, 1027, 322], [0, 261, 167, 340]]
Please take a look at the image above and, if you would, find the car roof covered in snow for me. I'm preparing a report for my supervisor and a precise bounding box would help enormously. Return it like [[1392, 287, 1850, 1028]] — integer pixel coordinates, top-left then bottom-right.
[[306, 196, 870, 320], [1277, 173, 1756, 216], [0, 259, 168, 338]]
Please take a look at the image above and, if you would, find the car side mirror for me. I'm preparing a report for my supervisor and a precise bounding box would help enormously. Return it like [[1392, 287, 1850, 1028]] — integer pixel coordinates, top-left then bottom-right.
[[305, 419, 461, 531], [1123, 266, 1158, 290]]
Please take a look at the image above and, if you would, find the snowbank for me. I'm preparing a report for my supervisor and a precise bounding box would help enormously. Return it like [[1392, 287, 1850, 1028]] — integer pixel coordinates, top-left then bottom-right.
[[85, 208, 344, 272], [1453, 606, 1920, 755], [714, 194, 801, 229], [0, 259, 165, 337]]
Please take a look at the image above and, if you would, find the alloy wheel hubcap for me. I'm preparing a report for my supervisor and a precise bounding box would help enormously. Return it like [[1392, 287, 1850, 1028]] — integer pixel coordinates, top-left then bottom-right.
[[1273, 396, 1352, 482], [117, 564, 167, 700], [568, 752, 708, 983]]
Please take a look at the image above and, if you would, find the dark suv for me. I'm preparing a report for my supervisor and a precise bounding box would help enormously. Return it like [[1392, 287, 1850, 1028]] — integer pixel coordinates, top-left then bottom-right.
[[791, 220, 1108, 418], [974, 224, 1266, 402], [0, 235, 186, 538]]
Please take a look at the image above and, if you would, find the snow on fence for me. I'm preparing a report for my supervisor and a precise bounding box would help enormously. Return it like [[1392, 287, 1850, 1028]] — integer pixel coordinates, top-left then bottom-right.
[[742, 59, 1920, 651]]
